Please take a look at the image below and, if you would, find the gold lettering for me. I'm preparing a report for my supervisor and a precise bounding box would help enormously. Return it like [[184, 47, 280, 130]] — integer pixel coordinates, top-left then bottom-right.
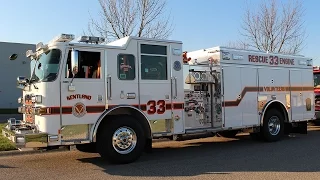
[[263, 86, 288, 92], [66, 94, 92, 101]]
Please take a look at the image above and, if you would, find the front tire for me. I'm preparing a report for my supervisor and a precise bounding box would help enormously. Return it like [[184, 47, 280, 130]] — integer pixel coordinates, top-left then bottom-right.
[[261, 108, 284, 142], [96, 115, 146, 164]]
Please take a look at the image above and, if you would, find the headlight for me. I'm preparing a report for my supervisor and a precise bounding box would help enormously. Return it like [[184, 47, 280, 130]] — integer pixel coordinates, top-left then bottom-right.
[[31, 95, 42, 103], [18, 97, 23, 104], [34, 107, 50, 115], [18, 106, 26, 113]]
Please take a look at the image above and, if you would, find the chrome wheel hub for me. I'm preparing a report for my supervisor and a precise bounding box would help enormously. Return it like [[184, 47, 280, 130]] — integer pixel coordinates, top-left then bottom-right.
[[112, 127, 137, 154], [268, 116, 281, 136]]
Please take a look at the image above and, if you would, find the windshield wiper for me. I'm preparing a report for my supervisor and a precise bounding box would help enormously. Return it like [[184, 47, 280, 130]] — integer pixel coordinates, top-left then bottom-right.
[[40, 73, 56, 82], [27, 62, 39, 89]]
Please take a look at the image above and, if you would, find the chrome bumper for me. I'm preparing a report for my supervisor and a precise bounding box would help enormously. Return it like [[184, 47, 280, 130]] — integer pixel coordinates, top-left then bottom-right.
[[1, 118, 48, 148]]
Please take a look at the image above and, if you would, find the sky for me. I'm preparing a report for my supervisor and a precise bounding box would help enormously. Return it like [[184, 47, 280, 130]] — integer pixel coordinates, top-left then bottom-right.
[[0, 0, 319, 64]]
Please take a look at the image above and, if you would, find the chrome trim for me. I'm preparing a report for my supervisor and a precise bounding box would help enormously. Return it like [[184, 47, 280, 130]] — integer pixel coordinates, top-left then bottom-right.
[[221, 66, 225, 127], [268, 115, 281, 135], [289, 70, 292, 123], [107, 75, 112, 100], [91, 105, 152, 142], [2, 122, 48, 148], [150, 119, 173, 133], [18, 96, 23, 104], [171, 77, 176, 99], [127, 93, 136, 99], [48, 135, 59, 142], [112, 126, 137, 154], [260, 100, 289, 125], [174, 77, 178, 99], [60, 124, 90, 141]]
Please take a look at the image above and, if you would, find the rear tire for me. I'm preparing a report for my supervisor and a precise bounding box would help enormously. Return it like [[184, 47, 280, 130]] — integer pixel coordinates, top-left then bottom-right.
[[96, 115, 146, 164], [261, 108, 284, 142]]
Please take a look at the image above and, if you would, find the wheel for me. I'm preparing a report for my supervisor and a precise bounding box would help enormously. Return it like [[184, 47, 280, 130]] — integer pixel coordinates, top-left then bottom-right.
[[261, 108, 284, 142], [96, 115, 146, 164], [217, 130, 238, 138]]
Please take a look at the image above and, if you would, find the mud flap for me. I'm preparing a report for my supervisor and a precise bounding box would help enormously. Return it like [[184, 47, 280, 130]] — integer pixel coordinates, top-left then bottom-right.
[[144, 138, 152, 153], [289, 121, 308, 134]]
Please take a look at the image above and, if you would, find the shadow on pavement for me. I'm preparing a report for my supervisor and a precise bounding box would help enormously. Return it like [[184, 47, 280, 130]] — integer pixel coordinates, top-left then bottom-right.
[[77, 128, 320, 176], [0, 165, 16, 168]]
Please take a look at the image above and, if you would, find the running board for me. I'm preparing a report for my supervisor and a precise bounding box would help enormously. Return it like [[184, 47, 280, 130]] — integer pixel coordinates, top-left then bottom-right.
[[185, 127, 221, 134]]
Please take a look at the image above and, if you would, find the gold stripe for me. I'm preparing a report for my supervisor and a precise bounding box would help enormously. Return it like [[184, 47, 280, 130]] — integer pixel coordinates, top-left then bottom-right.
[[223, 86, 313, 107]]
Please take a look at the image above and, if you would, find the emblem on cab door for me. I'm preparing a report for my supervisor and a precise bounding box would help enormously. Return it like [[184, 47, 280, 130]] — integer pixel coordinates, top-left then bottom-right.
[[72, 102, 87, 118], [173, 61, 181, 71]]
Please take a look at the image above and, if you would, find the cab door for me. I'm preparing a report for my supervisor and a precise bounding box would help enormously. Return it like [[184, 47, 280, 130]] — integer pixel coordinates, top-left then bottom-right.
[[105, 47, 139, 109], [60, 48, 106, 126], [137, 42, 173, 120]]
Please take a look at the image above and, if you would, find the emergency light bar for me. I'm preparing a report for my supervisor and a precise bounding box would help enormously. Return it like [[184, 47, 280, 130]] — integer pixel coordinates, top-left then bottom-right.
[[50, 33, 75, 44], [77, 36, 105, 44], [26, 50, 36, 59], [36, 42, 48, 51]]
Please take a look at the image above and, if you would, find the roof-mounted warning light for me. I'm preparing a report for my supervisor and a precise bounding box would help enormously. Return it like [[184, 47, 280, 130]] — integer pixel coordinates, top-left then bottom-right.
[[52, 33, 75, 43], [77, 36, 105, 44], [26, 50, 36, 59]]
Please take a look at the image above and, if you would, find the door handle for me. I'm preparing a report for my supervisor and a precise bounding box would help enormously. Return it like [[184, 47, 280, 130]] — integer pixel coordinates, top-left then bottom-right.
[[107, 76, 112, 100], [127, 93, 136, 99], [171, 77, 178, 99], [174, 77, 178, 99]]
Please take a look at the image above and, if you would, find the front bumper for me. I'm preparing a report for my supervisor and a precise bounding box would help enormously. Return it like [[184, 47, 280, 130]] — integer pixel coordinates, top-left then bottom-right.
[[1, 118, 48, 148]]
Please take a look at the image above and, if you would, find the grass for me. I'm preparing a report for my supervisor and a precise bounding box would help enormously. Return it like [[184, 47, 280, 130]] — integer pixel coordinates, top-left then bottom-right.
[[0, 123, 17, 151], [0, 108, 18, 114]]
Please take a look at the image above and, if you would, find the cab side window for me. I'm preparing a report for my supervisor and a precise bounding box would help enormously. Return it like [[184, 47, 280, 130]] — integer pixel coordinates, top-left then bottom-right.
[[117, 54, 135, 80], [65, 50, 101, 79], [140, 44, 167, 80]]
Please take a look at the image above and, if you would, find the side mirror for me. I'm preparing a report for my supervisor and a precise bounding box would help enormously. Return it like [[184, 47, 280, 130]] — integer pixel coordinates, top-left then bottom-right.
[[16, 76, 28, 90], [17, 76, 27, 84], [71, 49, 79, 76], [9, 54, 18, 60]]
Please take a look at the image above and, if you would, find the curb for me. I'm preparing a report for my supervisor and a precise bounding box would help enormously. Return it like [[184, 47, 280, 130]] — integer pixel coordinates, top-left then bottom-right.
[[0, 147, 70, 157]]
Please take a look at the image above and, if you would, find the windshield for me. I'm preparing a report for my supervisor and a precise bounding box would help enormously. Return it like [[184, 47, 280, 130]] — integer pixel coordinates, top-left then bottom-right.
[[314, 73, 320, 88], [30, 49, 61, 82]]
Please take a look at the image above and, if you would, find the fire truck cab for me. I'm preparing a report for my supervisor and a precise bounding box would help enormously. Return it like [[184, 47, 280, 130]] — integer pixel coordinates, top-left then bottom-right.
[[2, 33, 315, 164]]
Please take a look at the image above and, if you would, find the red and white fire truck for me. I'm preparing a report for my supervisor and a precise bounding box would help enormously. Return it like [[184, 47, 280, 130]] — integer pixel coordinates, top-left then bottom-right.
[[2, 34, 315, 164]]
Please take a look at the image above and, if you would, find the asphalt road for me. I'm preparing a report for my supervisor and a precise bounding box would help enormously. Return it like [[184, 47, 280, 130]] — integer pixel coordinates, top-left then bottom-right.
[[2, 126, 320, 180]]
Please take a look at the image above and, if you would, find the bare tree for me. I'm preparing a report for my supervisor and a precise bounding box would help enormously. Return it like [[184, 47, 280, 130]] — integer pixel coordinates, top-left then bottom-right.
[[86, 0, 173, 42], [237, 0, 306, 54], [225, 41, 250, 50]]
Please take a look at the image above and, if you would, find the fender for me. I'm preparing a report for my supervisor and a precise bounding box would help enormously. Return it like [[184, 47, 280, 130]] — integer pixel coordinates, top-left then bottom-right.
[[90, 105, 152, 142], [260, 100, 289, 125]]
